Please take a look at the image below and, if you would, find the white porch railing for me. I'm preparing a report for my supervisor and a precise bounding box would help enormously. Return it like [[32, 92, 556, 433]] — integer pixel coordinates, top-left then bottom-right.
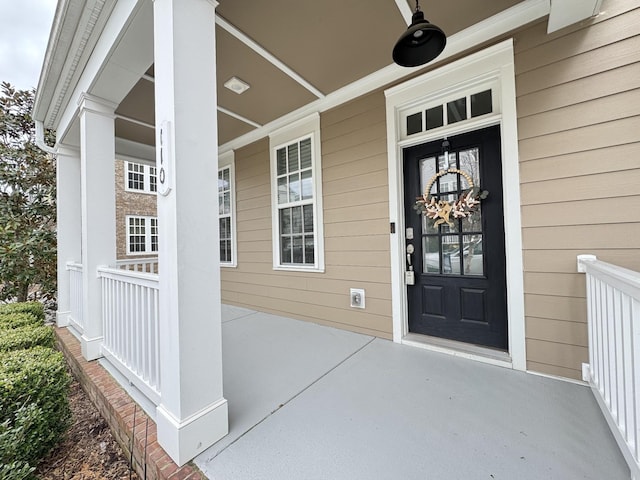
[[116, 257, 159, 274], [578, 254, 640, 479], [66, 261, 84, 334], [98, 266, 161, 406]]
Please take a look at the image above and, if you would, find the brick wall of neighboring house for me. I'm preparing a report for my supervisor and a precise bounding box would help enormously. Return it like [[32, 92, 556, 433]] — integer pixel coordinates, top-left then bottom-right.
[[115, 159, 158, 260]]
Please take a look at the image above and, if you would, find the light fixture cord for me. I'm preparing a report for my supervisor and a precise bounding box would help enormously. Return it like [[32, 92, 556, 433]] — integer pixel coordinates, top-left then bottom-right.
[[415, 0, 421, 13]]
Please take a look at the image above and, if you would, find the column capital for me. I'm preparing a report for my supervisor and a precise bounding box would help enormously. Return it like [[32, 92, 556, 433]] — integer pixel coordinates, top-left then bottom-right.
[[77, 93, 118, 118], [56, 144, 80, 157]]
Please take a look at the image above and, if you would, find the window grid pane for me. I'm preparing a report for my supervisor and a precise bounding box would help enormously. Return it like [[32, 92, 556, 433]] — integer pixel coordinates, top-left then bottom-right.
[[149, 166, 157, 192], [218, 166, 234, 264], [276, 137, 315, 265], [127, 162, 144, 190], [128, 217, 146, 253]]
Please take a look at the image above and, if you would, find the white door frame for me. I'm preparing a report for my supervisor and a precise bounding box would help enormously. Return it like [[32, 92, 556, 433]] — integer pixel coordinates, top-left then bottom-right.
[[384, 39, 526, 371]]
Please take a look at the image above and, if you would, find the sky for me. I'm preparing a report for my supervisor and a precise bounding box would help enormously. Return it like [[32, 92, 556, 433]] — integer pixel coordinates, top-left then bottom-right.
[[0, 0, 58, 91]]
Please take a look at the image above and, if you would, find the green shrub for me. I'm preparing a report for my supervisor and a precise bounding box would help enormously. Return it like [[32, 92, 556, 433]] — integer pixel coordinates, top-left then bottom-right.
[[0, 325, 55, 352], [0, 346, 71, 465], [0, 312, 41, 330], [0, 302, 44, 321], [0, 461, 35, 480], [0, 405, 39, 479]]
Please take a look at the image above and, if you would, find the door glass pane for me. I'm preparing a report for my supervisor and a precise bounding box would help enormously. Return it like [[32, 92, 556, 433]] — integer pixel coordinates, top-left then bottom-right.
[[461, 203, 482, 233], [458, 148, 480, 187], [462, 235, 483, 275], [442, 235, 460, 274], [419, 157, 437, 197], [422, 236, 440, 273]]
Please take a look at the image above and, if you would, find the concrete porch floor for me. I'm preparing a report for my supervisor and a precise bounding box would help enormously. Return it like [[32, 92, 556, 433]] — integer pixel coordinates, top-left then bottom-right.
[[194, 305, 628, 480]]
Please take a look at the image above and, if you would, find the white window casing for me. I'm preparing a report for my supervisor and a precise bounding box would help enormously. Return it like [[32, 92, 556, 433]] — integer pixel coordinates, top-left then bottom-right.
[[269, 113, 325, 272], [218, 150, 237, 267], [124, 159, 158, 194], [126, 215, 158, 255]]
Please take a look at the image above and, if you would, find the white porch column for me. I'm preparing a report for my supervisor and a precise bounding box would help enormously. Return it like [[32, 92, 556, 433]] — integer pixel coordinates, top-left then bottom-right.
[[153, 0, 227, 467], [78, 94, 117, 360], [55, 145, 82, 327]]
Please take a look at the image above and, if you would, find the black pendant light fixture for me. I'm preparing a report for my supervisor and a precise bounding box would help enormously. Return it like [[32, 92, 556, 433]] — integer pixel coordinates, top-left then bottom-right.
[[393, 0, 446, 67]]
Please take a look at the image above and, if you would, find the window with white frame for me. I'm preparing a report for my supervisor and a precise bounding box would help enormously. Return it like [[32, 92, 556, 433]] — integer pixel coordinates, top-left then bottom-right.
[[126, 215, 158, 255], [270, 114, 324, 271], [218, 165, 233, 264], [125, 160, 157, 194]]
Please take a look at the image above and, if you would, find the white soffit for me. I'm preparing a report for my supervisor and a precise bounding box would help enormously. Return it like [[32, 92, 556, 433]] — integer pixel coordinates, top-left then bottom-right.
[[547, 0, 604, 33]]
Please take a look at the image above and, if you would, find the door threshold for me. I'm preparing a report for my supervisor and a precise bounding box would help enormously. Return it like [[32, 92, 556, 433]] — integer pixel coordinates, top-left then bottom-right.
[[402, 333, 513, 369]]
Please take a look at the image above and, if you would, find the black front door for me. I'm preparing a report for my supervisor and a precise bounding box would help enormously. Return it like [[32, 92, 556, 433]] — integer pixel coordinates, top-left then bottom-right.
[[403, 126, 507, 350]]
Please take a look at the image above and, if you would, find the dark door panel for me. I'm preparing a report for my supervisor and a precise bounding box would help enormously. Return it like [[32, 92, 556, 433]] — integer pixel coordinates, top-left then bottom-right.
[[404, 126, 507, 350]]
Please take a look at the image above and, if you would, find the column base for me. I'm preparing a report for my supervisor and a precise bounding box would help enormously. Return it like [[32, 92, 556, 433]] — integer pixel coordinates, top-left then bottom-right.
[[80, 334, 104, 360], [56, 310, 71, 327], [156, 397, 228, 467]]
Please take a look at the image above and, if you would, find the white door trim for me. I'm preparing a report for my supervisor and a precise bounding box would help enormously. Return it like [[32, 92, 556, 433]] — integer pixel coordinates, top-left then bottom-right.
[[384, 39, 526, 371]]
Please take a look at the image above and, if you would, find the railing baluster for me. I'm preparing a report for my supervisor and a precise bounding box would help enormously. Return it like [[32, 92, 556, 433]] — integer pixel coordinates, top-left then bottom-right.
[[96, 265, 160, 406]]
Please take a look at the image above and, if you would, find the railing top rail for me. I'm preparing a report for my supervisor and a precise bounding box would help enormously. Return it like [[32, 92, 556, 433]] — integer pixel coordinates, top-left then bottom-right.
[[578, 254, 640, 299], [97, 265, 159, 288], [115, 257, 159, 265]]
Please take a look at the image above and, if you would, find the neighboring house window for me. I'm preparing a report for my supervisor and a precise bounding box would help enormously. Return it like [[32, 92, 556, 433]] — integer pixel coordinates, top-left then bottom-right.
[[270, 114, 324, 271], [126, 215, 158, 255], [125, 160, 157, 194], [218, 151, 237, 267]]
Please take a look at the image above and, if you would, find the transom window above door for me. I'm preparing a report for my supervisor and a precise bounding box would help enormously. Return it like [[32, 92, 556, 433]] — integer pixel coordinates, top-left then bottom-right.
[[406, 89, 494, 137]]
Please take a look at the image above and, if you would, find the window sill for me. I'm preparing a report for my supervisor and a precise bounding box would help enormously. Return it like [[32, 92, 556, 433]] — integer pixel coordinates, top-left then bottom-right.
[[272, 265, 325, 274]]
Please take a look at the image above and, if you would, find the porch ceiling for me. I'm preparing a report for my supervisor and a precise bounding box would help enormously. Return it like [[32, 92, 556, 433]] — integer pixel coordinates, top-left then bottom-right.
[[114, 0, 523, 148]]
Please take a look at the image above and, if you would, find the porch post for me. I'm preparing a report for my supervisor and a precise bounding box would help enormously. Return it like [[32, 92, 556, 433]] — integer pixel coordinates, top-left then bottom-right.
[[78, 94, 117, 360], [55, 145, 82, 327], [153, 0, 228, 466]]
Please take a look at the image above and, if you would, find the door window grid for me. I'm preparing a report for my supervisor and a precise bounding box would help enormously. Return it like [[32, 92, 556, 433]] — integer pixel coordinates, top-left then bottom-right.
[[276, 137, 315, 266], [126, 215, 158, 255], [218, 166, 233, 264], [420, 148, 484, 276]]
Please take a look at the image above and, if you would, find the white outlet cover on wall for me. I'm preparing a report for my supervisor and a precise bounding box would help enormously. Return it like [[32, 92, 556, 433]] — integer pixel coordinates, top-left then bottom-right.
[[350, 288, 365, 309]]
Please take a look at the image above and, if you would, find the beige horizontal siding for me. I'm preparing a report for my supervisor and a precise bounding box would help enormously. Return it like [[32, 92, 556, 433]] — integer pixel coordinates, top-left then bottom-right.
[[515, 0, 640, 380], [524, 249, 640, 273], [221, 91, 392, 338]]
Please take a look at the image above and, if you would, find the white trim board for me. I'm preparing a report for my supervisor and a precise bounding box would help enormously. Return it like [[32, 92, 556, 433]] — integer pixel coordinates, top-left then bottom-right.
[[384, 39, 526, 372]]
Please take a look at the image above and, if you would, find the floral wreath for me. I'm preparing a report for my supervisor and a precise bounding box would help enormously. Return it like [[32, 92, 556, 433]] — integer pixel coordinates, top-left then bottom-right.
[[413, 168, 488, 228]]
